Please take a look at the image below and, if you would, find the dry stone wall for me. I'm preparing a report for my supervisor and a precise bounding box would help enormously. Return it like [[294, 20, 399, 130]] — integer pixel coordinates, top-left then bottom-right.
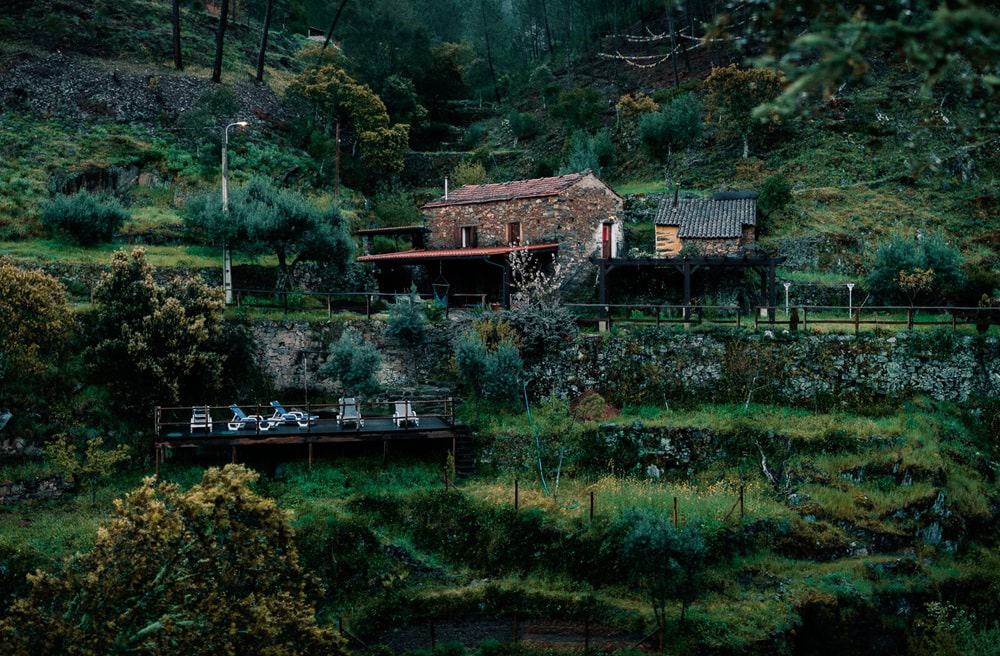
[[246, 318, 1000, 408]]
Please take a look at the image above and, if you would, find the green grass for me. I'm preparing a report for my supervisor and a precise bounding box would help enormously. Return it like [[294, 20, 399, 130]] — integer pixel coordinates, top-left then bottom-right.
[[0, 239, 274, 267]]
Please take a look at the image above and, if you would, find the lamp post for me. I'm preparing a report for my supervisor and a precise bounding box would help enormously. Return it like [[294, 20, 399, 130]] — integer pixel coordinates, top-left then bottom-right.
[[783, 281, 791, 318], [846, 283, 855, 319], [222, 120, 249, 304]]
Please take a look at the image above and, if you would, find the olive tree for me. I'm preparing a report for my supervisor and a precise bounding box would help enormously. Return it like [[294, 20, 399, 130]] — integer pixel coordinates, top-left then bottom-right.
[[45, 435, 129, 507], [184, 178, 353, 292]]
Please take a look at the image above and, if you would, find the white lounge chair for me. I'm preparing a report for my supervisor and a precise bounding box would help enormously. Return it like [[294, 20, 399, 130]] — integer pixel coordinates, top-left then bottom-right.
[[337, 397, 364, 429], [190, 406, 213, 433], [393, 401, 419, 428], [228, 405, 269, 432], [269, 401, 318, 429]]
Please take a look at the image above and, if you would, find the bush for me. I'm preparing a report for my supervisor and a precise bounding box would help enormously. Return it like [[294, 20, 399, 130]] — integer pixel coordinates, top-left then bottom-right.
[[372, 188, 422, 227], [387, 289, 428, 345], [757, 174, 792, 218], [462, 123, 487, 150], [41, 191, 129, 245], [451, 160, 487, 187], [508, 111, 540, 141], [453, 332, 524, 406], [867, 233, 965, 304], [639, 93, 702, 165], [321, 329, 381, 396], [551, 87, 603, 130], [562, 129, 615, 177]]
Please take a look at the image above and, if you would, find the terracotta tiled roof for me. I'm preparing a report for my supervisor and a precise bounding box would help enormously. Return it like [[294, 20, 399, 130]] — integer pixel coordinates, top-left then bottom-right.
[[423, 173, 589, 208], [654, 192, 757, 238], [357, 243, 558, 263]]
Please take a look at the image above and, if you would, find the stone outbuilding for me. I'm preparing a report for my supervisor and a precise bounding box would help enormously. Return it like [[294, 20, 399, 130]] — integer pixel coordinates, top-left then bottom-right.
[[654, 191, 757, 256], [357, 172, 623, 305]]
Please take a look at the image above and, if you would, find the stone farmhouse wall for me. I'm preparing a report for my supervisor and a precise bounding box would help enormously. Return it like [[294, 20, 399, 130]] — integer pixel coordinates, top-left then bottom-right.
[[425, 177, 624, 261], [653, 226, 754, 256]]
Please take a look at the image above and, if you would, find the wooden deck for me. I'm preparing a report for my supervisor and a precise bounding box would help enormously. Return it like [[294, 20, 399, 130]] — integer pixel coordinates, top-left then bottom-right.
[[153, 400, 472, 474]]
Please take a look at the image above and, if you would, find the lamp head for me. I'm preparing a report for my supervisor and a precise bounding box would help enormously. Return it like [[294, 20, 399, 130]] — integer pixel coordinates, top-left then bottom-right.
[[236, 121, 249, 127]]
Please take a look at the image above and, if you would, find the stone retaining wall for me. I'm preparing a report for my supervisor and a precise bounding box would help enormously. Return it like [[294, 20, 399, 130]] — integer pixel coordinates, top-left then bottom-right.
[[0, 474, 73, 505]]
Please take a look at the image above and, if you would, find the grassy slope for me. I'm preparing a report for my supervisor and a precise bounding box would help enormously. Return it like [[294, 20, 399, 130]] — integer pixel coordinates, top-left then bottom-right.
[[2, 402, 995, 651]]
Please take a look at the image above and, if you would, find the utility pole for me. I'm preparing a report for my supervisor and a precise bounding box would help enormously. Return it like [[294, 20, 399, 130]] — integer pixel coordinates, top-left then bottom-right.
[[222, 121, 248, 304]]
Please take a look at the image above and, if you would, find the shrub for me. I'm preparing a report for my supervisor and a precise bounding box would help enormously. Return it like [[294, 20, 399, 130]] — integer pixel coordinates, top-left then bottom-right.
[[386, 289, 428, 345], [41, 191, 129, 245], [639, 93, 702, 171], [462, 123, 487, 149], [321, 329, 381, 397], [508, 111, 540, 141], [372, 188, 422, 227], [562, 129, 615, 177], [867, 233, 965, 303], [453, 332, 524, 406], [551, 87, 603, 130], [451, 160, 487, 187], [757, 174, 792, 218]]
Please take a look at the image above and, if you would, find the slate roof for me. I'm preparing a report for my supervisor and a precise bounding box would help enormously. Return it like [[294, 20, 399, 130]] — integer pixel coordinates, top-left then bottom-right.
[[653, 192, 757, 238], [423, 173, 596, 208], [357, 243, 558, 262]]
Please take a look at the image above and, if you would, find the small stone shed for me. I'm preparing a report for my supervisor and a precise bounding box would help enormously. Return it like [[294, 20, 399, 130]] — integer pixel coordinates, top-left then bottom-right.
[[654, 191, 757, 256]]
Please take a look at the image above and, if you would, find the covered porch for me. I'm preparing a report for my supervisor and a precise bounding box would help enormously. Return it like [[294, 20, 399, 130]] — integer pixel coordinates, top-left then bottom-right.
[[357, 243, 558, 307]]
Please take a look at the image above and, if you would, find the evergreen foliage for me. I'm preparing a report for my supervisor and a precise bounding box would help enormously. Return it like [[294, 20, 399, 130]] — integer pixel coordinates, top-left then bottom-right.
[[867, 233, 965, 303], [88, 248, 226, 411], [41, 191, 129, 245], [639, 93, 702, 182], [386, 288, 428, 345], [703, 65, 785, 158], [757, 174, 793, 218], [321, 329, 381, 397]]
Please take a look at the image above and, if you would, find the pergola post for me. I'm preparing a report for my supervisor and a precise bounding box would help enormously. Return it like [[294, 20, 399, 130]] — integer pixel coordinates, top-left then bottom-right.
[[767, 259, 777, 324], [682, 260, 692, 320]]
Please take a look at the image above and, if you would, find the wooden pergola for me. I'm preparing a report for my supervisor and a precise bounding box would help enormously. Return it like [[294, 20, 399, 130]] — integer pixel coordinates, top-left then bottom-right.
[[594, 254, 787, 319]]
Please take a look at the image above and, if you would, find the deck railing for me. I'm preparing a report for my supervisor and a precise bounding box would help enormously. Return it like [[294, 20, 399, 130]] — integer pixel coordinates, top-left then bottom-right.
[[229, 288, 487, 318], [155, 398, 457, 437]]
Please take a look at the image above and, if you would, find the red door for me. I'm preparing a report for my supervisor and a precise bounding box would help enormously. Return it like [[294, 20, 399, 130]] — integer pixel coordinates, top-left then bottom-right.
[[601, 223, 613, 259]]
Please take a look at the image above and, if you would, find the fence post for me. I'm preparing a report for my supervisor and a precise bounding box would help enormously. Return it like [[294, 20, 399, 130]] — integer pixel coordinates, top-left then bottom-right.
[[854, 310, 860, 335], [430, 620, 436, 649], [308, 442, 313, 470], [803, 307, 808, 330], [327, 295, 332, 318], [236, 290, 241, 309], [656, 306, 661, 328], [512, 614, 519, 644], [736, 307, 741, 329]]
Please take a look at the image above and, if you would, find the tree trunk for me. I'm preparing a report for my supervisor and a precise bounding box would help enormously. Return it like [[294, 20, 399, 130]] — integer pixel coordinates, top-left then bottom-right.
[[255, 0, 275, 82], [540, 0, 554, 53], [481, 1, 503, 103], [742, 132, 749, 159], [90, 478, 97, 507], [171, 0, 183, 70], [667, 5, 680, 87], [323, 0, 350, 50], [212, 0, 230, 83]]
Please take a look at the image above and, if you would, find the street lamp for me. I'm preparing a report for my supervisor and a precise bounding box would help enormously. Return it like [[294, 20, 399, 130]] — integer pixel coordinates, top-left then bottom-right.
[[846, 283, 855, 319], [783, 281, 791, 317], [222, 120, 249, 304]]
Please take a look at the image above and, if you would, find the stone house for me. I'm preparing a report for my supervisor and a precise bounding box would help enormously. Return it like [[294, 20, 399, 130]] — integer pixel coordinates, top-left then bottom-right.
[[653, 191, 757, 256], [357, 172, 623, 304], [422, 171, 623, 259]]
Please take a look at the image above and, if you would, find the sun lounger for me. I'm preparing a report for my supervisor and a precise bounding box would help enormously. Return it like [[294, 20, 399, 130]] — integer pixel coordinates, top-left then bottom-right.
[[269, 401, 319, 429], [337, 397, 364, 429], [228, 404, 269, 432], [190, 406, 213, 433], [393, 400, 419, 428]]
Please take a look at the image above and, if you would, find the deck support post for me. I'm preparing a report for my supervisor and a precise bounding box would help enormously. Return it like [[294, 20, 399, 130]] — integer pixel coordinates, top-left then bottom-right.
[[308, 442, 313, 469], [231, 446, 237, 464], [155, 445, 161, 477], [382, 440, 388, 467]]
